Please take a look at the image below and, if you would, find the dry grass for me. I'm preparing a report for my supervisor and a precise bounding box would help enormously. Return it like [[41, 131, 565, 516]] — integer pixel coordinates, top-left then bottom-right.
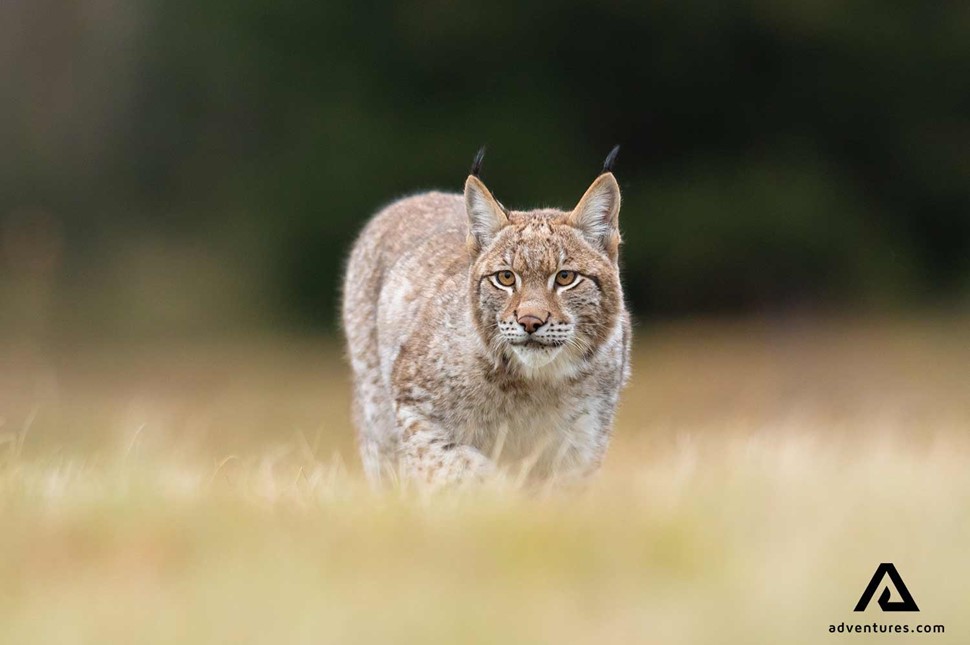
[[0, 313, 968, 644]]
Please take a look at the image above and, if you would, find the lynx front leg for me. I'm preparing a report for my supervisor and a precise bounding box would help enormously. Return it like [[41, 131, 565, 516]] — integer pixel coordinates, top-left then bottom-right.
[[397, 410, 495, 487]]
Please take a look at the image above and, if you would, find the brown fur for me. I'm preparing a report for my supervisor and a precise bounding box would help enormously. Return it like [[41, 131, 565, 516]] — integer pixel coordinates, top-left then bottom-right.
[[343, 170, 631, 487]]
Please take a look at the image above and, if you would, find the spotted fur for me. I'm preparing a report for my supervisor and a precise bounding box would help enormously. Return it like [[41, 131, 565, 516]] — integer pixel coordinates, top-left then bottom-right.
[[342, 167, 631, 488]]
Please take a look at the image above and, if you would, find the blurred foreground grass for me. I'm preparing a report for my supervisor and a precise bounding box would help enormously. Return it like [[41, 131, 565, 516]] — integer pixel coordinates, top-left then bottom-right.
[[0, 314, 968, 644]]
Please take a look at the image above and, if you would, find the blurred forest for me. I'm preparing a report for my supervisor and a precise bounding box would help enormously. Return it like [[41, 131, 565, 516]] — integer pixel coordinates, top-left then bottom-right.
[[2, 0, 968, 337]]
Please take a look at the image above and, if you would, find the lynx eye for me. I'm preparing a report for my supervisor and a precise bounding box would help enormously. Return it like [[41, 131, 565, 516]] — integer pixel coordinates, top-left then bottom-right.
[[555, 270, 578, 287], [495, 270, 516, 287]]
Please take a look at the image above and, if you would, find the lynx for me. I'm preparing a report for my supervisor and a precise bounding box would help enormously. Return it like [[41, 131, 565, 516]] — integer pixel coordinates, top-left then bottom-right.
[[342, 148, 631, 487]]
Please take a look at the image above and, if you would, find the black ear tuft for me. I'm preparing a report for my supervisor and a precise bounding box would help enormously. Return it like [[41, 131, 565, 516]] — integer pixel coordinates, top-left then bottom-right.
[[602, 144, 620, 174], [470, 145, 487, 177]]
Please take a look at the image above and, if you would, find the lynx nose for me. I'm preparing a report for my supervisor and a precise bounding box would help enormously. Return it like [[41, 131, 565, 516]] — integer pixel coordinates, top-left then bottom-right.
[[517, 314, 545, 334]]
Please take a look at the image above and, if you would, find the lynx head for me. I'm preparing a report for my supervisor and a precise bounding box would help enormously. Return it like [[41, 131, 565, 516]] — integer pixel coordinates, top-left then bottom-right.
[[465, 147, 624, 379]]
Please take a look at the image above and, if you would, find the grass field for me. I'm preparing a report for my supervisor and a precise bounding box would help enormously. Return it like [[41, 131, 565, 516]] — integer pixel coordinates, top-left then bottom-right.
[[1, 313, 968, 644]]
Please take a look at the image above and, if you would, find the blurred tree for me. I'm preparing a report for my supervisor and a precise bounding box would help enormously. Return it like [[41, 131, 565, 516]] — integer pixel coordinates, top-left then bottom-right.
[[2, 0, 968, 333]]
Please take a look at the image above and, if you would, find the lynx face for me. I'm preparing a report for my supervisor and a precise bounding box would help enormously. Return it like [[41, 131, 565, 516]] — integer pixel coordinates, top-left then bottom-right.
[[465, 173, 624, 376]]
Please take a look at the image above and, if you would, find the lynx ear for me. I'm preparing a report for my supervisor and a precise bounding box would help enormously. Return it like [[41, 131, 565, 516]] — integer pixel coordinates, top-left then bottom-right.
[[569, 172, 621, 259], [465, 175, 508, 253]]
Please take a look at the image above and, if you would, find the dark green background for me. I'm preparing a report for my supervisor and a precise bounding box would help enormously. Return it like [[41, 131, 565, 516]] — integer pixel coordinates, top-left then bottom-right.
[[3, 1, 968, 334]]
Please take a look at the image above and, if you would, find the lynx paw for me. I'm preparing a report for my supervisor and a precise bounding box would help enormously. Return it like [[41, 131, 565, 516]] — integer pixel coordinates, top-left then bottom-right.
[[409, 444, 496, 488]]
